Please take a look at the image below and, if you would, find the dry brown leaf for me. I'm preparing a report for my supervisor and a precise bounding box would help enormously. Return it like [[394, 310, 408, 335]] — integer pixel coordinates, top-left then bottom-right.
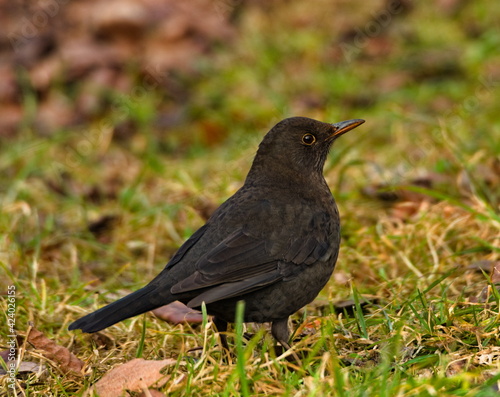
[[90, 332, 115, 349], [310, 295, 380, 316], [446, 358, 468, 377], [0, 103, 23, 138], [0, 64, 18, 102], [364, 36, 394, 58], [88, 358, 176, 397], [295, 318, 322, 337], [361, 175, 446, 203], [0, 359, 47, 377], [29, 56, 62, 91], [332, 294, 380, 314], [361, 174, 456, 220], [144, 38, 201, 71], [0, 350, 9, 363], [35, 92, 75, 133], [467, 260, 498, 273], [152, 301, 203, 324], [27, 327, 84, 375], [90, 0, 150, 40], [390, 201, 430, 220], [469, 261, 500, 303], [333, 270, 351, 285], [492, 263, 500, 283], [458, 161, 500, 198], [0, 0, 236, 134]]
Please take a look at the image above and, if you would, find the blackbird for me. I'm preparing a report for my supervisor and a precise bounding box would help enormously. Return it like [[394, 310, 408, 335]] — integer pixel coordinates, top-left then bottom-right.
[[69, 116, 365, 351]]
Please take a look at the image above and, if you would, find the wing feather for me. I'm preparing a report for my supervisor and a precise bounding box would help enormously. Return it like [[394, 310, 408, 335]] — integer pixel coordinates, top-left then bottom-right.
[[186, 270, 283, 307], [170, 205, 335, 305]]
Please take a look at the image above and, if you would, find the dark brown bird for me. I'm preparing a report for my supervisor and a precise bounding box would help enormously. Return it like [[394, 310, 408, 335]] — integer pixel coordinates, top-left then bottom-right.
[[69, 117, 365, 351]]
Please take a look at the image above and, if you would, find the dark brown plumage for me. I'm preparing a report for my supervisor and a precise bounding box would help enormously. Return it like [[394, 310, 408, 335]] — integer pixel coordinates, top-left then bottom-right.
[[69, 116, 365, 351]]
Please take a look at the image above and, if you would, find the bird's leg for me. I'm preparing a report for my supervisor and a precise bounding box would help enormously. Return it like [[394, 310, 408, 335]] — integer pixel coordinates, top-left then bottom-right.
[[271, 318, 291, 350], [213, 316, 229, 351], [271, 318, 301, 363]]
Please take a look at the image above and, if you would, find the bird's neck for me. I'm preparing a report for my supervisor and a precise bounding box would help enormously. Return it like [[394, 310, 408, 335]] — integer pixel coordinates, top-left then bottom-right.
[[245, 158, 330, 195]]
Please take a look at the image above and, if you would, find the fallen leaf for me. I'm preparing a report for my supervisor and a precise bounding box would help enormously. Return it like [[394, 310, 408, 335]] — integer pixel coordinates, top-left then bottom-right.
[[90, 0, 150, 40], [364, 36, 394, 58], [361, 174, 453, 220], [469, 261, 500, 303], [0, 350, 9, 363], [28, 56, 62, 91], [35, 91, 75, 134], [0, 103, 23, 138], [310, 295, 380, 316], [458, 160, 500, 200], [90, 332, 115, 349], [0, 360, 47, 376], [492, 263, 500, 284], [361, 175, 445, 203], [0, 0, 237, 135], [88, 358, 176, 397], [446, 358, 468, 377], [390, 200, 430, 220], [0, 64, 18, 102], [27, 327, 84, 375], [332, 294, 380, 315], [467, 260, 498, 273], [152, 301, 203, 324], [333, 270, 351, 285], [294, 318, 322, 338]]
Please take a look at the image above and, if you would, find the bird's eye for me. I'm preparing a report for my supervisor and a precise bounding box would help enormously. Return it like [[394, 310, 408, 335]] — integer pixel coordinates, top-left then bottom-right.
[[302, 133, 316, 145]]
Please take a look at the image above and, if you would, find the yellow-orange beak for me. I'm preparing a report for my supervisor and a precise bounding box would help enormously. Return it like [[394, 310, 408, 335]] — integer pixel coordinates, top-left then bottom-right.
[[331, 119, 365, 138]]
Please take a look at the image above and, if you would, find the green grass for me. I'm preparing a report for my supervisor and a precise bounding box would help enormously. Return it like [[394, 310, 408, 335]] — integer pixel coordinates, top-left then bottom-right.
[[1, 0, 500, 395]]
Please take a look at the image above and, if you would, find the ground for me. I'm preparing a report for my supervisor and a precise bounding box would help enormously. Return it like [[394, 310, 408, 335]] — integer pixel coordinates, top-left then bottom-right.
[[0, 0, 499, 395]]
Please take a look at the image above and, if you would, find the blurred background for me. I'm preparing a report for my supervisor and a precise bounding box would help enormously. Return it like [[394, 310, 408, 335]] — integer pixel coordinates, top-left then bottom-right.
[[2, 0, 498, 144], [1, 0, 500, 393]]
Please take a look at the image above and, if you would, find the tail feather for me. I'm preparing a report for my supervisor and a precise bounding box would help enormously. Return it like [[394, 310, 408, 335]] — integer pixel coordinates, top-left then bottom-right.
[[68, 284, 167, 333]]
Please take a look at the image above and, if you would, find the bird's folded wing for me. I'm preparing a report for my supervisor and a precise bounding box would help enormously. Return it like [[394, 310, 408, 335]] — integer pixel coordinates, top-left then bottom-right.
[[165, 224, 208, 269], [170, 230, 276, 292], [186, 271, 282, 307], [170, 228, 332, 305]]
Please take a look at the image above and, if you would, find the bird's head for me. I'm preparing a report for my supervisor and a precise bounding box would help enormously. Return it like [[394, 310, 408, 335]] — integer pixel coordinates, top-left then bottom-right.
[[250, 117, 365, 180]]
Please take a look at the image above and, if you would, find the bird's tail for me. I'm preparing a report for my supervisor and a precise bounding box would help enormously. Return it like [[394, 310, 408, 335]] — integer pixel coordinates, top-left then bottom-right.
[[68, 284, 166, 333]]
